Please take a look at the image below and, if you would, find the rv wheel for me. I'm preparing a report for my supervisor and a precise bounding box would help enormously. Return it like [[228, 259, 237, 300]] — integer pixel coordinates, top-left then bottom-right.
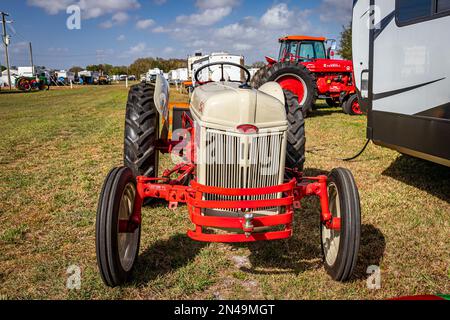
[[343, 94, 363, 115], [321, 168, 361, 282], [124, 83, 160, 178], [96, 166, 141, 287]]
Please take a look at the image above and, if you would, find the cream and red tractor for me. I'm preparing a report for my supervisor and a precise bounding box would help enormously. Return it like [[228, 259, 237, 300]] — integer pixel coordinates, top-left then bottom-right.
[[251, 35, 362, 116], [95, 62, 361, 287]]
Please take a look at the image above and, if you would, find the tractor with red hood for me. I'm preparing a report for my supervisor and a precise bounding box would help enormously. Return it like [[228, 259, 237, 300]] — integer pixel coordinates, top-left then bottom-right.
[[251, 35, 361, 116]]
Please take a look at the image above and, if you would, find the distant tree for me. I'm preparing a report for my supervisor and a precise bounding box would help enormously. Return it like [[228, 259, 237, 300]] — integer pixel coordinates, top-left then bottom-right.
[[69, 66, 83, 75], [86, 64, 100, 72], [0, 65, 5, 72], [110, 65, 128, 75], [338, 22, 352, 60], [128, 57, 186, 76], [251, 61, 266, 68]]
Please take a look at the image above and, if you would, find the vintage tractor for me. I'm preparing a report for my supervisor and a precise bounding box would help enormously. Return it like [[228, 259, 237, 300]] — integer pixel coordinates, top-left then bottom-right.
[[96, 62, 361, 287], [251, 35, 362, 116], [15, 74, 49, 92]]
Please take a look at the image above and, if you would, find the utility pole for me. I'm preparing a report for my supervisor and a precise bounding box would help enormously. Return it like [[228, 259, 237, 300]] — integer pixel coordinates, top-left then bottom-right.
[[1, 12, 12, 90], [29, 42, 34, 76]]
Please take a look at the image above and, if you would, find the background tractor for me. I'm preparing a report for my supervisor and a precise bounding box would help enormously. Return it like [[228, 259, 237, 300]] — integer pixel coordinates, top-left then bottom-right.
[[251, 35, 361, 116], [15, 73, 49, 92], [96, 63, 361, 287]]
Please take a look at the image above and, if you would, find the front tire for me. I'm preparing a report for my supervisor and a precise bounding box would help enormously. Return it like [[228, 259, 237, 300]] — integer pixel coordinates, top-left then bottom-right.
[[321, 168, 361, 281], [96, 167, 141, 287]]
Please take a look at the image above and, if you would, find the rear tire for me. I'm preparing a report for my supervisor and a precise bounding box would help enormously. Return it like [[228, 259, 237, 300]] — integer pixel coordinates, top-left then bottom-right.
[[124, 83, 160, 178], [251, 62, 317, 117], [321, 168, 361, 281], [96, 167, 141, 287], [284, 90, 306, 172]]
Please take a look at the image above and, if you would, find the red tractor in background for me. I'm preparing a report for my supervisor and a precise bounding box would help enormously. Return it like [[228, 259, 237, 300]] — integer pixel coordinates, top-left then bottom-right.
[[251, 35, 361, 116]]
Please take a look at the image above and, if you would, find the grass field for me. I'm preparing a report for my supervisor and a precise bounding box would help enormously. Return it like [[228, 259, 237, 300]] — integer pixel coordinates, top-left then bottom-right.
[[0, 84, 448, 300]]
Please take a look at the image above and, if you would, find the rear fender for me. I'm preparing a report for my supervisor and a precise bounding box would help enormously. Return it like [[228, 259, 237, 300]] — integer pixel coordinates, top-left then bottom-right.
[[265, 56, 278, 65], [154, 74, 170, 123], [258, 81, 285, 105]]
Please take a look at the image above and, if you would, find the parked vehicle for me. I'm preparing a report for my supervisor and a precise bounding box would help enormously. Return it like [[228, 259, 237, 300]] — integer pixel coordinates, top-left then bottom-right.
[[95, 63, 362, 287], [15, 74, 49, 91], [97, 75, 111, 85], [251, 36, 360, 116], [352, 0, 450, 167], [146, 68, 163, 83]]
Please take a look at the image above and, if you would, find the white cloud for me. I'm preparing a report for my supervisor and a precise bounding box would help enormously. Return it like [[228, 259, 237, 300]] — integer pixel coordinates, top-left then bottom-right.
[[117, 34, 126, 41], [233, 43, 252, 51], [195, 0, 239, 9], [136, 19, 156, 30], [120, 42, 153, 58], [164, 3, 314, 63], [260, 3, 293, 29], [152, 26, 170, 33], [163, 47, 175, 54], [27, 0, 73, 15], [176, 7, 232, 26], [99, 12, 129, 29], [153, 0, 167, 5], [319, 0, 353, 24], [27, 0, 140, 19]]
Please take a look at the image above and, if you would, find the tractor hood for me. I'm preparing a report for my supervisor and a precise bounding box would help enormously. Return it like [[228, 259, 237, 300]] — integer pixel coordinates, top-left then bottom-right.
[[190, 82, 288, 130], [303, 59, 354, 73]]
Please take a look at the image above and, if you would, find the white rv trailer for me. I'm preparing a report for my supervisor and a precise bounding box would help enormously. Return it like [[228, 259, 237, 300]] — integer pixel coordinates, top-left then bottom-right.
[[352, 0, 450, 167], [192, 52, 245, 85], [146, 68, 163, 82], [188, 52, 207, 79]]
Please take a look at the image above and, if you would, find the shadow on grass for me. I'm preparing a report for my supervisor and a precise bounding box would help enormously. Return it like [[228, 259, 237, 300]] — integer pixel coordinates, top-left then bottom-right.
[[134, 167, 385, 282], [235, 167, 386, 280], [382, 155, 450, 203], [133, 233, 206, 285], [352, 224, 385, 281], [0, 90, 26, 95]]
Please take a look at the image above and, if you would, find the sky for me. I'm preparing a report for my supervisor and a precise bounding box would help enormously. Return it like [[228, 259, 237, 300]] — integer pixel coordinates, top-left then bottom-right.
[[0, 0, 353, 70]]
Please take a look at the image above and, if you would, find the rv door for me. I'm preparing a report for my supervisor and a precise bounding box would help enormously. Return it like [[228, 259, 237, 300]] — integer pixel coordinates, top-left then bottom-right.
[[352, 0, 371, 112]]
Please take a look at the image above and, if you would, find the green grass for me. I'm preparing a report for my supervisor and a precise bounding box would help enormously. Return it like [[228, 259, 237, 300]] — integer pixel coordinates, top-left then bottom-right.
[[0, 85, 448, 300]]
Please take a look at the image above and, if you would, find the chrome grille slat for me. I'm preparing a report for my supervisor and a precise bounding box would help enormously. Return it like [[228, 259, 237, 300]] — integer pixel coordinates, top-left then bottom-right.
[[203, 128, 285, 215]]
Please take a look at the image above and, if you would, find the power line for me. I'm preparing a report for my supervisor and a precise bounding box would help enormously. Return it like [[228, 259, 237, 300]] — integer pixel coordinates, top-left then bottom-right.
[[1, 11, 12, 90]]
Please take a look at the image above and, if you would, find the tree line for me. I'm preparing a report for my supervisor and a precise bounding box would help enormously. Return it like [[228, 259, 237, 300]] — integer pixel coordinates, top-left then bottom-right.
[[68, 57, 187, 76]]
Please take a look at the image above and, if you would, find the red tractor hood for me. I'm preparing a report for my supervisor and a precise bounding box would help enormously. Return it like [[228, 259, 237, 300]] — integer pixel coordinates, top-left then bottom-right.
[[302, 59, 353, 73]]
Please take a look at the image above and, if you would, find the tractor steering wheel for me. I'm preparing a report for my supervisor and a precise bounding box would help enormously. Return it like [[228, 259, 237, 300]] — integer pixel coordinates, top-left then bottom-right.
[[194, 62, 251, 85]]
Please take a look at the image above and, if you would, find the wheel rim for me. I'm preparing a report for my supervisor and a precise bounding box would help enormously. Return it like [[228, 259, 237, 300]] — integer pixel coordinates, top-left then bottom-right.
[[275, 74, 307, 105], [322, 182, 341, 266], [117, 182, 139, 272], [351, 99, 363, 115]]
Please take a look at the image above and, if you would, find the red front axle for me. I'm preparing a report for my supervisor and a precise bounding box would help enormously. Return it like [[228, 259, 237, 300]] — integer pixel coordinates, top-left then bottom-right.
[[119, 163, 340, 242]]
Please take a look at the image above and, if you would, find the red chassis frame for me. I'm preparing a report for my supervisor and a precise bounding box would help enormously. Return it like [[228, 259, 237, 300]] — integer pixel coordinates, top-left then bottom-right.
[[119, 166, 340, 243], [119, 113, 340, 243]]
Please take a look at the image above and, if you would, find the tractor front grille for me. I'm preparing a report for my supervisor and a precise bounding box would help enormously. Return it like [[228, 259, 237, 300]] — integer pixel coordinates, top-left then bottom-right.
[[202, 128, 286, 216]]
